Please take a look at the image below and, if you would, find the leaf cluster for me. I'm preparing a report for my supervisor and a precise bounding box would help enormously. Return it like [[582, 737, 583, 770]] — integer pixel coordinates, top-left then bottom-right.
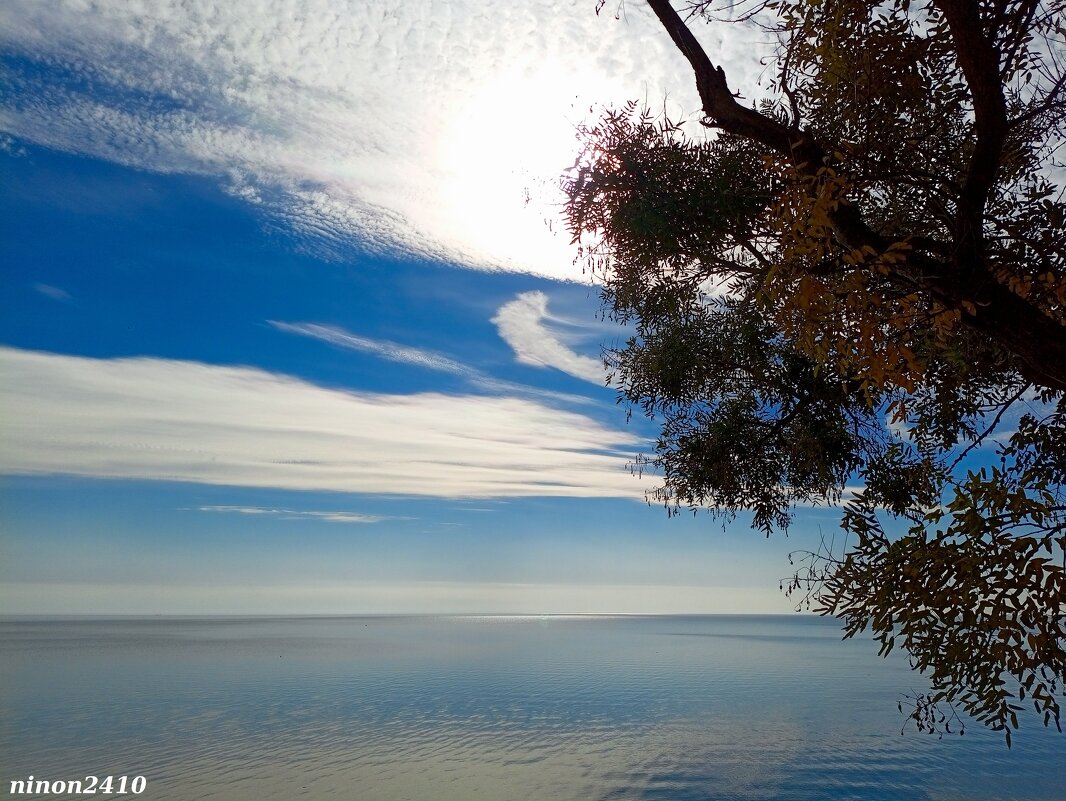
[[567, 0, 1066, 742]]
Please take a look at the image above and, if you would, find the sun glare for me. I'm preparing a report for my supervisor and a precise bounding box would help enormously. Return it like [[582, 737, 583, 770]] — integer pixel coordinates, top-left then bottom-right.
[[434, 68, 611, 278]]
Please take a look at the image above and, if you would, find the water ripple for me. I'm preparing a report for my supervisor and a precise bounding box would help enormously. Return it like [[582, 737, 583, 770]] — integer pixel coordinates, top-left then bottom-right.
[[2, 616, 1062, 801]]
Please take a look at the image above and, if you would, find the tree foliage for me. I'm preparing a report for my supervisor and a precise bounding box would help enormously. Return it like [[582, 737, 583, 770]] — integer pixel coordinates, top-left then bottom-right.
[[566, 0, 1066, 743]]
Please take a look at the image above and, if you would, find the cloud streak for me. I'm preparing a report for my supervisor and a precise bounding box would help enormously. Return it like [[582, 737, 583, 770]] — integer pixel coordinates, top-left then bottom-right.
[[0, 346, 645, 498], [493, 291, 606, 384], [32, 283, 72, 302], [270, 319, 599, 404], [196, 505, 387, 524], [0, 0, 769, 276], [269, 321, 476, 377]]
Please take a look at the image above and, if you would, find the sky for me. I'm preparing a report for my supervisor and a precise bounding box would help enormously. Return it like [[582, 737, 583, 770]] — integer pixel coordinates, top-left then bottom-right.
[[0, 0, 834, 615]]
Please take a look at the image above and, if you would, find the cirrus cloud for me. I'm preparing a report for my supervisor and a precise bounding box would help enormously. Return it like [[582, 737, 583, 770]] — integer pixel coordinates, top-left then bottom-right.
[[0, 346, 646, 498], [268, 319, 599, 404], [0, 0, 770, 276], [195, 505, 388, 524], [493, 291, 607, 384]]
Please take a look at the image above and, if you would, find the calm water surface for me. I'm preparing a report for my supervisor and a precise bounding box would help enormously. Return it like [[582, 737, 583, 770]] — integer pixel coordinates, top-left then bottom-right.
[[1, 615, 1062, 800]]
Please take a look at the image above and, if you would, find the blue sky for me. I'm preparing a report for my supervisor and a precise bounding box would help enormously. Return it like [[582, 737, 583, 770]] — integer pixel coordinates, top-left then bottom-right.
[[1, 0, 838, 614]]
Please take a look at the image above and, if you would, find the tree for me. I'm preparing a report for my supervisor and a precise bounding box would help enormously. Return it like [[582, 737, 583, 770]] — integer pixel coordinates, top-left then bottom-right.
[[565, 0, 1066, 744]]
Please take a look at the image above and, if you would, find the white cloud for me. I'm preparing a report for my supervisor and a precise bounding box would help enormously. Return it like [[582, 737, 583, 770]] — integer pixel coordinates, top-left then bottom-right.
[[0, 134, 28, 157], [196, 505, 387, 524], [0, 346, 645, 498], [492, 291, 606, 384], [268, 321, 476, 377], [33, 283, 72, 301], [0, 0, 770, 277], [270, 319, 600, 404]]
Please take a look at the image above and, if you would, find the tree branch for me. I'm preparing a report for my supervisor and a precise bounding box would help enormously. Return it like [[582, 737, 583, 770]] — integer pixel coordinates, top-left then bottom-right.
[[643, 0, 1066, 393], [932, 0, 1009, 264], [645, 0, 796, 153]]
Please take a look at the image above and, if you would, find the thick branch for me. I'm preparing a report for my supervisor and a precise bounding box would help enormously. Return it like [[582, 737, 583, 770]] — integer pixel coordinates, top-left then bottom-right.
[[645, 0, 795, 153], [932, 0, 1008, 270]]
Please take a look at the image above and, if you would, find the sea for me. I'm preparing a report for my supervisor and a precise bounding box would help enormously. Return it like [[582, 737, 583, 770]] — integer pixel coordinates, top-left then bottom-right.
[[1, 614, 1062, 800]]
